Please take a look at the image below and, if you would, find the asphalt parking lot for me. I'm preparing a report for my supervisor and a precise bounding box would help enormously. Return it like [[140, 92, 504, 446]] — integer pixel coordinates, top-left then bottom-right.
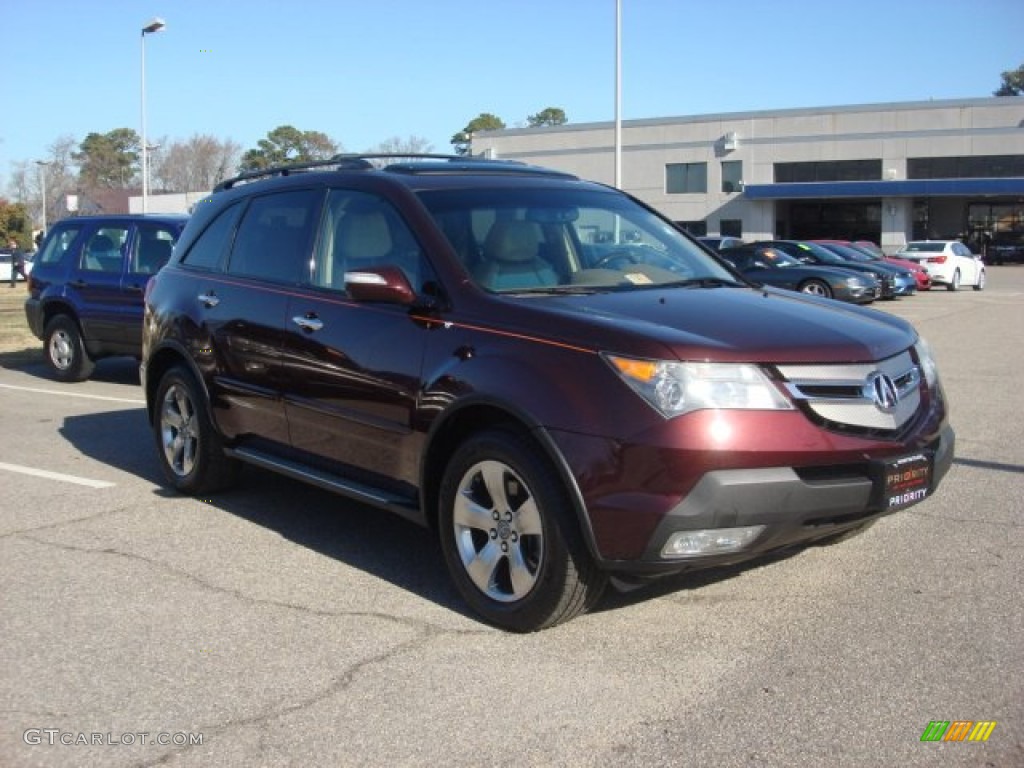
[[2, 271, 1022, 767]]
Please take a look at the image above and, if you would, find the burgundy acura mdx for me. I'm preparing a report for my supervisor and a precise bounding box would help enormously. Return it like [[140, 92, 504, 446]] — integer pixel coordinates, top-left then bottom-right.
[[142, 155, 954, 631]]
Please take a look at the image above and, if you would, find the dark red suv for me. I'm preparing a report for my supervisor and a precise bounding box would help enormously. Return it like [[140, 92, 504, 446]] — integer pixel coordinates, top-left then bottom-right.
[[141, 155, 954, 631]]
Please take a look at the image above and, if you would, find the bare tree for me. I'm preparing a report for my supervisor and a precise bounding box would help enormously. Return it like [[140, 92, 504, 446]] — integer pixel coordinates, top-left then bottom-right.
[[153, 134, 242, 192], [366, 135, 435, 155], [8, 135, 79, 231]]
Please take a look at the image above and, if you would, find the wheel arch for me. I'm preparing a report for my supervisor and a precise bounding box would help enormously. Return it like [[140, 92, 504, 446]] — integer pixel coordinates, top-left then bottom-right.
[[420, 397, 602, 565], [143, 341, 212, 424]]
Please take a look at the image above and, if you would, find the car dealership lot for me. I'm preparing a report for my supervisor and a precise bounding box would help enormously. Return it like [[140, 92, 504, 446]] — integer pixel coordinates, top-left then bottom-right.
[[1, 272, 1022, 767]]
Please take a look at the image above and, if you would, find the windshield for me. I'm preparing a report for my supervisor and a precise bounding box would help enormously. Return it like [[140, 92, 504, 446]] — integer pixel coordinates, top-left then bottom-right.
[[417, 186, 737, 293], [790, 241, 845, 264]]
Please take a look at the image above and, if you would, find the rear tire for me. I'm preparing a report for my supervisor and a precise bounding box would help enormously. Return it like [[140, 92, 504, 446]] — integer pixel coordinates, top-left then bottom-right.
[[44, 315, 95, 382], [153, 365, 238, 494], [973, 270, 985, 291], [947, 269, 960, 291], [438, 428, 606, 631]]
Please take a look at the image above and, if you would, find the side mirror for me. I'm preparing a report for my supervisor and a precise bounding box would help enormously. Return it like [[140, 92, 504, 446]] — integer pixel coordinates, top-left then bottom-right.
[[344, 266, 416, 305]]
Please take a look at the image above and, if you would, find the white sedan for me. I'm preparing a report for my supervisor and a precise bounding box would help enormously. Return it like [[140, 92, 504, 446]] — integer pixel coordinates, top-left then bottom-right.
[[895, 240, 985, 291], [0, 251, 33, 283]]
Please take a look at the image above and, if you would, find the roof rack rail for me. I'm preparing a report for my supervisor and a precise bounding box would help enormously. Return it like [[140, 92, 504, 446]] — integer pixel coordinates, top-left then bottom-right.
[[214, 153, 573, 192]]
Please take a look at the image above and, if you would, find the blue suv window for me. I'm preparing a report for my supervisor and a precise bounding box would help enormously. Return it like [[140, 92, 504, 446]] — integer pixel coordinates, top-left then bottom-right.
[[81, 227, 128, 273]]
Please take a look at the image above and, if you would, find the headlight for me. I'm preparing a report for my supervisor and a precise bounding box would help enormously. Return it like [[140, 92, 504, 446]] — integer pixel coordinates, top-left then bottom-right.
[[603, 354, 793, 418], [845, 276, 867, 286], [914, 337, 939, 388]]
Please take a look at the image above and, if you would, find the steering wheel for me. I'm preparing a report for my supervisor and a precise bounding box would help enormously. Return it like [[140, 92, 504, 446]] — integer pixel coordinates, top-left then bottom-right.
[[592, 250, 640, 269]]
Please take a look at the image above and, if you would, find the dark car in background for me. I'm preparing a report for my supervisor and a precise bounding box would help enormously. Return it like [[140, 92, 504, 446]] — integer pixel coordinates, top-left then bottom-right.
[[717, 244, 878, 303], [697, 236, 744, 252], [736, 240, 898, 300], [815, 239, 930, 291], [25, 214, 187, 381], [813, 241, 917, 296]]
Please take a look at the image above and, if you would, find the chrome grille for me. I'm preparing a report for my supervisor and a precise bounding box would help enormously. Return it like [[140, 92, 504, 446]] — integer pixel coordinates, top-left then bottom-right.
[[777, 350, 921, 431]]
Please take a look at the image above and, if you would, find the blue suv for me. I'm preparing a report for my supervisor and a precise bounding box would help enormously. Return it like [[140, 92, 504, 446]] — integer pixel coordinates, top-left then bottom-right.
[[25, 214, 187, 381]]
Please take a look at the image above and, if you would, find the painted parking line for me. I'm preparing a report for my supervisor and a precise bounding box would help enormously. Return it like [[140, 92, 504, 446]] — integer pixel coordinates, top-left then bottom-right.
[[0, 382, 144, 405], [0, 461, 115, 488]]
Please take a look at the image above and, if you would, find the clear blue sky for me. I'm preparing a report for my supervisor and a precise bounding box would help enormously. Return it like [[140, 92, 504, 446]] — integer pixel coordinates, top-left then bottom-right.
[[3, 0, 1023, 187]]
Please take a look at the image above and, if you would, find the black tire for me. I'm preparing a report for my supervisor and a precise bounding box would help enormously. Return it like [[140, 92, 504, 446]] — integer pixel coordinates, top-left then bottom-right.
[[799, 279, 832, 299], [438, 428, 606, 631], [973, 270, 986, 291], [43, 315, 95, 382], [946, 269, 960, 291], [153, 365, 238, 494]]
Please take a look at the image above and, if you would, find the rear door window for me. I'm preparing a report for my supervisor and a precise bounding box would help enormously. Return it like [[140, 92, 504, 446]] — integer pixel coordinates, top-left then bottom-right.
[[80, 226, 129, 273], [227, 190, 321, 283]]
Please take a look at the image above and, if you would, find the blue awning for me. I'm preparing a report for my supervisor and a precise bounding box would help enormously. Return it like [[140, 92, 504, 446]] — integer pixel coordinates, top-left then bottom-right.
[[743, 177, 1024, 200]]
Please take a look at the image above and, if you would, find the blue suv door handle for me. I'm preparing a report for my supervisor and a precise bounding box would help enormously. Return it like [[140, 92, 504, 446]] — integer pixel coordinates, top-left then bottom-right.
[[198, 291, 220, 308], [292, 314, 323, 332]]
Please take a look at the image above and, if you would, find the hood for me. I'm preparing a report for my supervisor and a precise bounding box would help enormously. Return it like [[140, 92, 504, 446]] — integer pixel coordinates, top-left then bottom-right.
[[490, 285, 915, 364]]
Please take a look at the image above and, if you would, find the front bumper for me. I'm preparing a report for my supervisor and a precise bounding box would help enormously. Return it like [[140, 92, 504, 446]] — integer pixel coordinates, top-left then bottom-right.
[[550, 407, 953, 575], [636, 422, 953, 570], [892, 275, 917, 296]]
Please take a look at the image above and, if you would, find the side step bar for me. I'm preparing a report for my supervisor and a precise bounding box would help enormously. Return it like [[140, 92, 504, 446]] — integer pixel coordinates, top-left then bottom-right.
[[225, 445, 425, 527]]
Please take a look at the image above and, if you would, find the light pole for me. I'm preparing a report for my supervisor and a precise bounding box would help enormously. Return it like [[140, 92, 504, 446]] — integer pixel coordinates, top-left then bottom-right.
[[140, 17, 166, 214], [35, 160, 52, 236], [614, 0, 622, 190]]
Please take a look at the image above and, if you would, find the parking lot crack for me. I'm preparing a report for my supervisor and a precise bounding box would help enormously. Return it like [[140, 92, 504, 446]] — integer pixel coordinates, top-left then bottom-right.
[[0, 504, 135, 539], [134, 624, 451, 768]]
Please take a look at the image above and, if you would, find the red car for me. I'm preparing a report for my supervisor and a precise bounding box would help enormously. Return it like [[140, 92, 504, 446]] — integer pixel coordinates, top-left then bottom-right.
[[816, 239, 931, 290], [141, 156, 954, 631]]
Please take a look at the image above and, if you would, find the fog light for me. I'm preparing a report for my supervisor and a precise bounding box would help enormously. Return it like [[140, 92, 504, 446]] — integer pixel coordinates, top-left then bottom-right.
[[661, 526, 765, 558]]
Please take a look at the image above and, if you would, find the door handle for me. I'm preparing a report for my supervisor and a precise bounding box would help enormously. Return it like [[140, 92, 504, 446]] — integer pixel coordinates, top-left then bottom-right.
[[198, 291, 219, 308], [292, 314, 323, 332]]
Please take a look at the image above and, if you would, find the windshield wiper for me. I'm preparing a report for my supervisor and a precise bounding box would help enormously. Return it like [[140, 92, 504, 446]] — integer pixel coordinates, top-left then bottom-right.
[[661, 277, 746, 289]]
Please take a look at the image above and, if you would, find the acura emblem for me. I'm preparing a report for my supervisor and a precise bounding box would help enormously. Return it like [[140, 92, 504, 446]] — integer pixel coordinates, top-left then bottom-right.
[[865, 372, 899, 412]]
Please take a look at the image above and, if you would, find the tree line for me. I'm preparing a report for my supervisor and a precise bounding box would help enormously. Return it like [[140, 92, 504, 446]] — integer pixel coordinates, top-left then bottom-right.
[[3, 107, 568, 239]]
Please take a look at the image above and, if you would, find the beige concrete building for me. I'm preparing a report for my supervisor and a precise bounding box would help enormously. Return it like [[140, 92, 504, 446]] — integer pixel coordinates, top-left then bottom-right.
[[472, 97, 1024, 254]]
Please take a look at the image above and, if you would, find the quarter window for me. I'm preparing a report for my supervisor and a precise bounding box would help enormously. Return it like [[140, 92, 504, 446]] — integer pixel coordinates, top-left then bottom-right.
[[182, 202, 243, 271], [37, 225, 81, 265]]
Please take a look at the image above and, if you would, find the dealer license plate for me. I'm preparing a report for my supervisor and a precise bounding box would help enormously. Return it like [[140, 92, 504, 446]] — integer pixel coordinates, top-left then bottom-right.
[[883, 453, 932, 510]]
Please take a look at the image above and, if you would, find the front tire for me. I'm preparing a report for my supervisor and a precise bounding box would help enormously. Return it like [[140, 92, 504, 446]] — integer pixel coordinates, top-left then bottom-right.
[[438, 429, 606, 631], [947, 269, 960, 291], [153, 365, 238, 494], [44, 315, 95, 382], [799, 279, 832, 299]]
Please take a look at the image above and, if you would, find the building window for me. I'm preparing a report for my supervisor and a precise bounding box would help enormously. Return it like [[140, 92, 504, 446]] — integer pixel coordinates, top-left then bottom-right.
[[774, 160, 881, 183], [675, 220, 707, 236], [720, 219, 742, 237], [666, 162, 707, 194], [908, 155, 1024, 179], [721, 161, 743, 193]]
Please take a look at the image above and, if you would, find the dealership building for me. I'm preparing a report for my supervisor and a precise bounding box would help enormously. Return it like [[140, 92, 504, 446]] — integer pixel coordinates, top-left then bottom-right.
[[471, 97, 1024, 254]]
